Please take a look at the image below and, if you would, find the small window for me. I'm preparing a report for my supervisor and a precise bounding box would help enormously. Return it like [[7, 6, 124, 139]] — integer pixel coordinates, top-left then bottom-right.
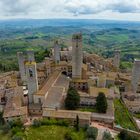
[[38, 98, 41, 104], [29, 68, 33, 77], [76, 42, 78, 48]]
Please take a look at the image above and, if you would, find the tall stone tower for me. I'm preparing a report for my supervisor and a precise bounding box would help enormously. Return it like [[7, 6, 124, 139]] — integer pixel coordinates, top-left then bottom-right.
[[54, 40, 60, 64], [25, 51, 38, 104], [113, 50, 120, 69], [72, 33, 83, 79], [17, 52, 26, 83], [27, 50, 35, 62], [131, 59, 140, 93]]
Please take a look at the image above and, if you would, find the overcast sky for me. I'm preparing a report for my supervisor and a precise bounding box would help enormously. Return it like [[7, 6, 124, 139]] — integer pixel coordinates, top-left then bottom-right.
[[0, 0, 140, 21]]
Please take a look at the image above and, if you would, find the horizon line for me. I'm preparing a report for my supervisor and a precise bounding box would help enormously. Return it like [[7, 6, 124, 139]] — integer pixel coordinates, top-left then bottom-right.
[[0, 18, 140, 23]]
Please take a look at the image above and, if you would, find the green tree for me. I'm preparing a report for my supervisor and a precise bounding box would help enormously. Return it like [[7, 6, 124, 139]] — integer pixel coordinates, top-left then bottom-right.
[[65, 87, 80, 110], [102, 131, 112, 140], [96, 92, 108, 113], [32, 119, 41, 127], [86, 127, 98, 140], [118, 130, 138, 140], [0, 112, 4, 125], [9, 119, 23, 128], [11, 127, 23, 136], [2, 124, 11, 134], [74, 115, 79, 131], [64, 131, 72, 140]]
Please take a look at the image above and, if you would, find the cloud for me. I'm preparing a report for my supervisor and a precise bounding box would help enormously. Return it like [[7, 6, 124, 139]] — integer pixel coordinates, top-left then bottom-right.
[[0, 0, 43, 16], [64, 0, 140, 15], [0, 0, 140, 19]]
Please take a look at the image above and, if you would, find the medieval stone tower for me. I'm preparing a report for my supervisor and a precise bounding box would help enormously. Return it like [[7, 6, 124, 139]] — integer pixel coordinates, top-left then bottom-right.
[[131, 59, 140, 93], [113, 50, 120, 69], [54, 40, 60, 64], [27, 50, 35, 62], [17, 52, 26, 83], [72, 33, 83, 79], [25, 51, 38, 104]]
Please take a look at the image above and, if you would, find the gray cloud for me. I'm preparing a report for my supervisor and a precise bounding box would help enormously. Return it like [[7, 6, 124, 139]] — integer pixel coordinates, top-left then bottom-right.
[[0, 0, 140, 19], [0, 0, 41, 16], [110, 2, 140, 13], [0, 0, 29, 16], [64, 0, 140, 16]]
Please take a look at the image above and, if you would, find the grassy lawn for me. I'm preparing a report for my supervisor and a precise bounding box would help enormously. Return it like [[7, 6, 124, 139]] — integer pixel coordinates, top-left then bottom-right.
[[78, 107, 97, 112], [133, 113, 140, 119], [0, 125, 86, 140], [120, 61, 133, 69], [114, 99, 137, 131], [114, 136, 120, 140], [0, 130, 10, 140], [97, 34, 129, 43], [0, 134, 10, 140], [27, 125, 86, 140]]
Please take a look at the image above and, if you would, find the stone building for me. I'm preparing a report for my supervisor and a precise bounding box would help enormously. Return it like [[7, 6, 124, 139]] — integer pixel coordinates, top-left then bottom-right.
[[72, 33, 83, 79], [25, 61, 38, 104], [27, 50, 35, 62], [3, 87, 27, 123], [54, 40, 60, 64], [131, 59, 140, 93], [43, 108, 91, 126], [17, 52, 26, 83], [113, 50, 120, 69]]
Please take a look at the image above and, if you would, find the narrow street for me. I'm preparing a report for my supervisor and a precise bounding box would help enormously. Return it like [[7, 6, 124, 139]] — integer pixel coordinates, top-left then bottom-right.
[[91, 122, 119, 140]]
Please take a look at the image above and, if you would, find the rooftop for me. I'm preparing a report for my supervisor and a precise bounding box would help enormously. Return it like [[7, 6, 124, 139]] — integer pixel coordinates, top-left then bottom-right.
[[42, 74, 70, 108], [25, 61, 36, 66], [35, 70, 61, 96], [89, 87, 112, 97], [43, 108, 91, 120], [3, 106, 27, 118], [71, 79, 87, 83], [3, 87, 27, 118]]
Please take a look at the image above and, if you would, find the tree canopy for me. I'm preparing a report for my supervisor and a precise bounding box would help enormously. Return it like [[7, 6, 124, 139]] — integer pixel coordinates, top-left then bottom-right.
[[96, 92, 108, 113], [65, 87, 80, 110]]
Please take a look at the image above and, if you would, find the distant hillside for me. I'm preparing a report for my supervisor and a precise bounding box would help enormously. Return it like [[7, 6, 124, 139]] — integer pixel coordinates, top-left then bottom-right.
[[0, 19, 140, 29], [0, 19, 140, 72]]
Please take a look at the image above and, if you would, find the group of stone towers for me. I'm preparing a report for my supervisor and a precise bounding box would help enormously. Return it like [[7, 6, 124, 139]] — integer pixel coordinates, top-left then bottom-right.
[[112, 49, 140, 93], [17, 50, 38, 104], [113, 50, 140, 93], [17, 33, 84, 105], [18, 32, 140, 106], [52, 33, 83, 80]]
